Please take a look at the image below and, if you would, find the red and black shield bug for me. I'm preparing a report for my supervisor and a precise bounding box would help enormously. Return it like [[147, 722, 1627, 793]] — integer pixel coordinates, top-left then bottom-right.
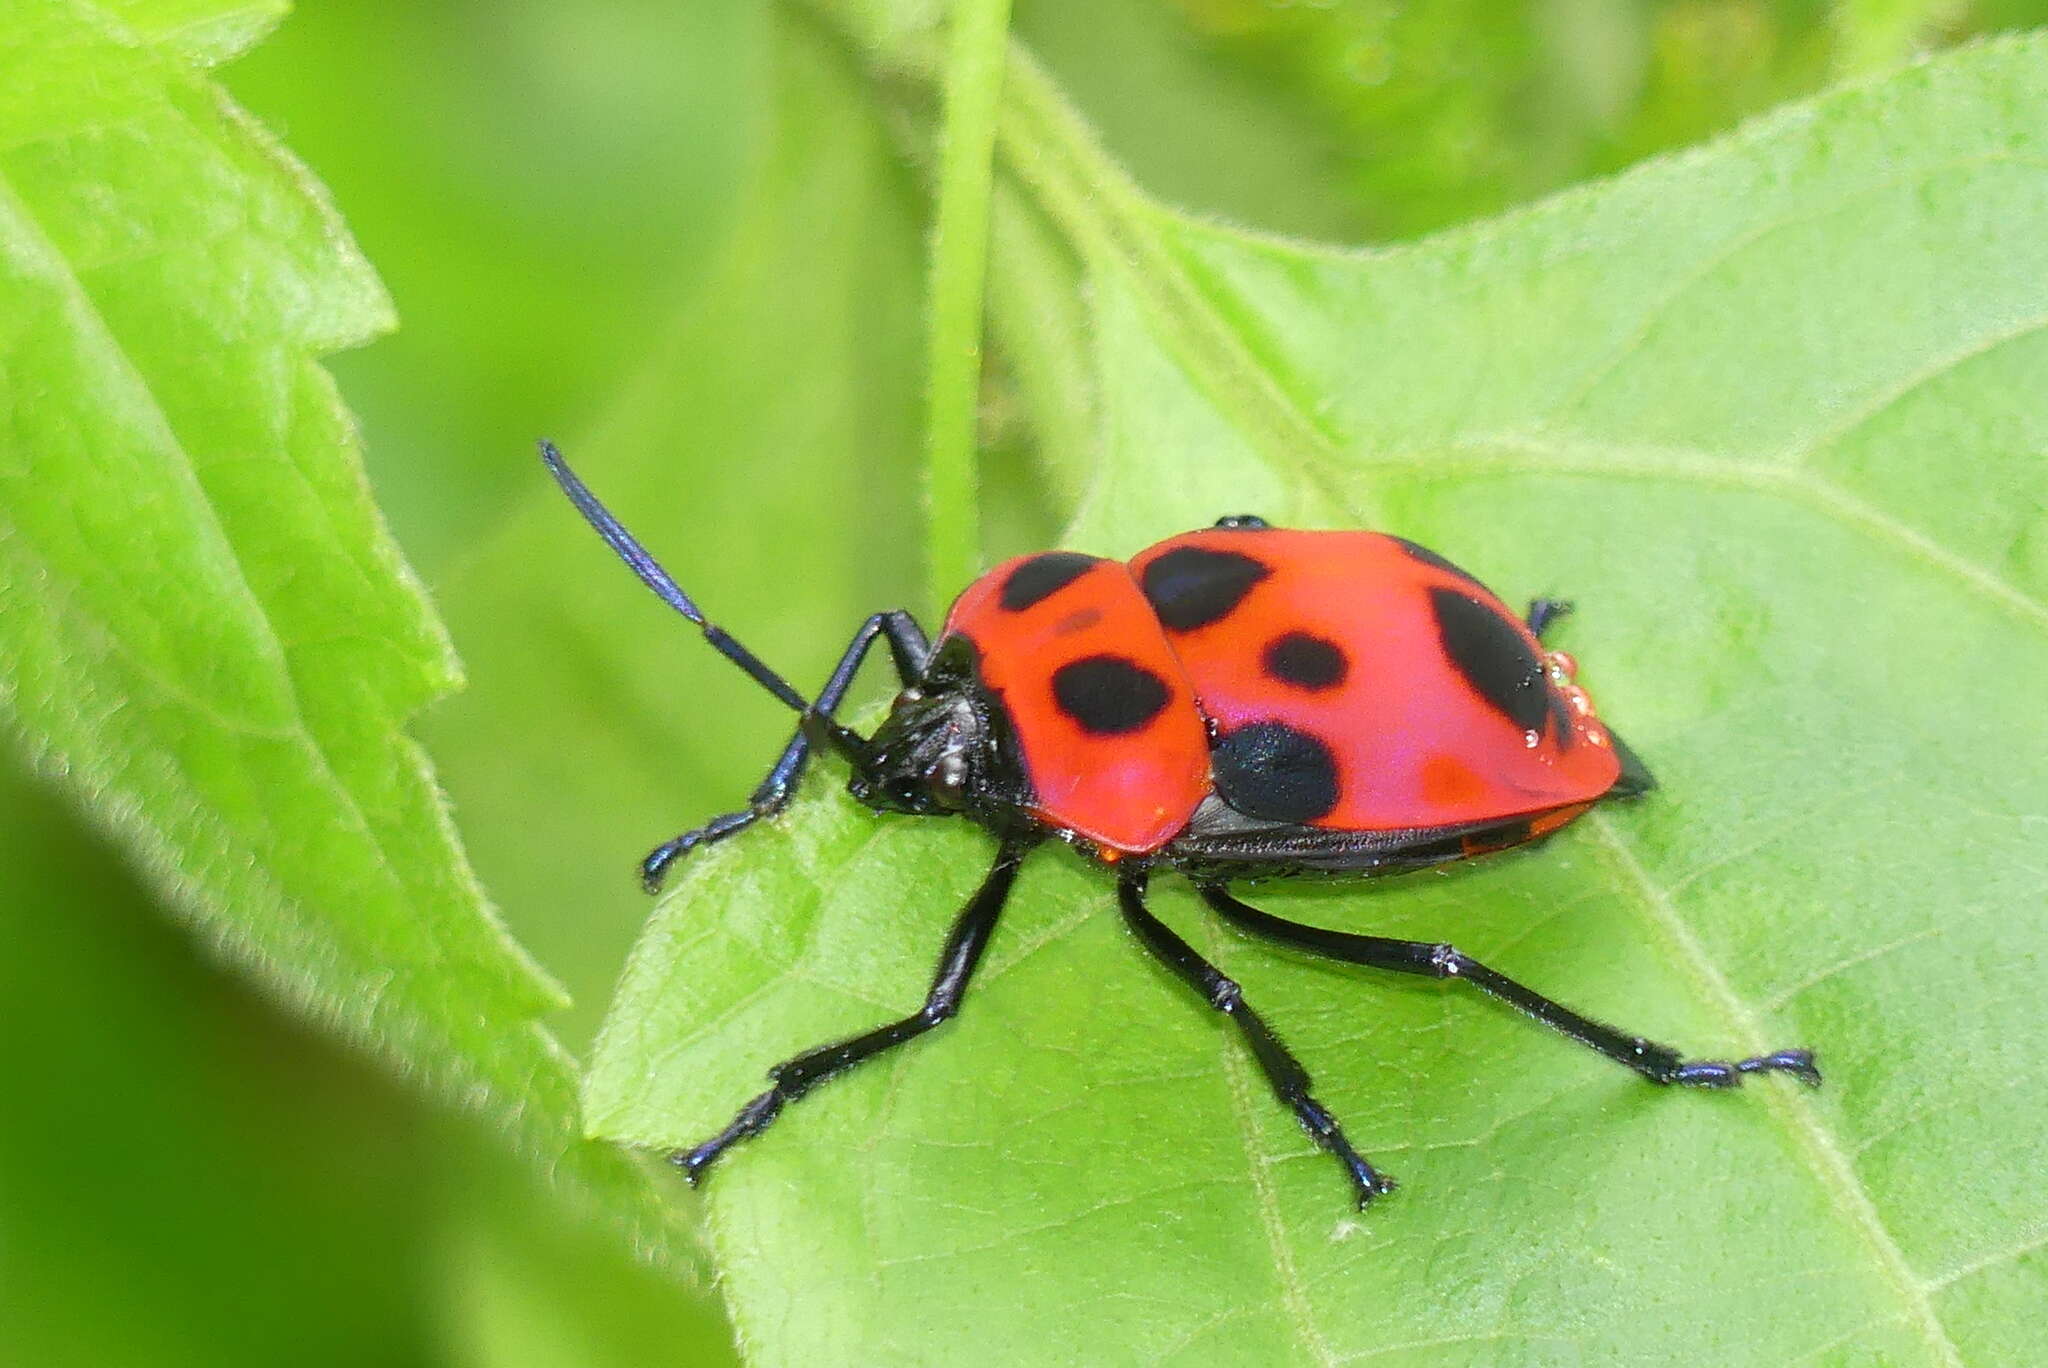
[[543, 442, 1819, 1209]]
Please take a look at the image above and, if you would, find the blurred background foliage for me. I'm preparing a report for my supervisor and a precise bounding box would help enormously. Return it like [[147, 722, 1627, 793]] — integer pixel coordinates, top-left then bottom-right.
[[9, 0, 2046, 1363]]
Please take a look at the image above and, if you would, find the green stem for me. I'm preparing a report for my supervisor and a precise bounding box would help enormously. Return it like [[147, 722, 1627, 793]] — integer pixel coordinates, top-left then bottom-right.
[[808, 0, 1355, 523], [921, 0, 1013, 611]]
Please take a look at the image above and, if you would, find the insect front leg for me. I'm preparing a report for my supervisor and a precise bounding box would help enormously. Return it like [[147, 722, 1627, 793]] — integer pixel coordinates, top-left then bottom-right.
[[672, 836, 1033, 1184], [641, 610, 929, 891]]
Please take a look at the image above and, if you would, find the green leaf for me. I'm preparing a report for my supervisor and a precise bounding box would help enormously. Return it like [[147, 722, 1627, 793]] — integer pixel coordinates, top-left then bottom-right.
[[587, 27, 2048, 1365], [0, 0, 686, 1260]]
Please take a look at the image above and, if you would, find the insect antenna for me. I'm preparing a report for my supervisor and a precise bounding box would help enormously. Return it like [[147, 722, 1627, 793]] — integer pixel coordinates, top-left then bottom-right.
[[539, 440, 812, 717]]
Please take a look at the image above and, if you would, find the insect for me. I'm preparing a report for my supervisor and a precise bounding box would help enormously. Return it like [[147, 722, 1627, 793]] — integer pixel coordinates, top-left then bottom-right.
[[543, 441, 1819, 1208]]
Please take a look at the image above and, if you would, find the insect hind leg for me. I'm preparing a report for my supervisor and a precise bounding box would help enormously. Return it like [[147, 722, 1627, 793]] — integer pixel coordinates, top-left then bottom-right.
[[1199, 885, 1820, 1089], [1526, 597, 1573, 639]]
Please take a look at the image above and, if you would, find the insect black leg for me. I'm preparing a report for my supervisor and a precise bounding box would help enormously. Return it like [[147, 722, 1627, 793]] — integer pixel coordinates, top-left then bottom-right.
[[1117, 874, 1395, 1209], [1199, 886, 1820, 1089], [640, 610, 930, 891], [672, 835, 1034, 1186], [1526, 597, 1573, 639]]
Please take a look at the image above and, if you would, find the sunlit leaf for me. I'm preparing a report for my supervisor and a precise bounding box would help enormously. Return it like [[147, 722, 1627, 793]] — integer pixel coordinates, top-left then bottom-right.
[[0, 0, 683, 1258], [588, 31, 2048, 1365]]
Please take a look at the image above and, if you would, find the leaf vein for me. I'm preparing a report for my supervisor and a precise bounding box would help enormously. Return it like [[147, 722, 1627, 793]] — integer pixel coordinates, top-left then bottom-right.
[[1786, 305, 2048, 468], [1351, 436, 2048, 635], [1194, 919, 1338, 1368], [1758, 925, 1943, 1013], [1922, 1221, 2048, 1291], [1587, 811, 1964, 1368], [1547, 150, 2042, 429]]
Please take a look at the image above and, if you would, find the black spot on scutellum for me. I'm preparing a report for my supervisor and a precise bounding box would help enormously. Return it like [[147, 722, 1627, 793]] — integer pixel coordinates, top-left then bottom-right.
[[1000, 552, 1101, 611], [1262, 632, 1349, 691], [1140, 546, 1270, 631], [1050, 655, 1171, 735], [1210, 721, 1341, 823], [1428, 587, 1550, 733]]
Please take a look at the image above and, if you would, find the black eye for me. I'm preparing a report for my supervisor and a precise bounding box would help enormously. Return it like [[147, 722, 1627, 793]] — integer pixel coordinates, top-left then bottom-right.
[[886, 779, 922, 807]]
